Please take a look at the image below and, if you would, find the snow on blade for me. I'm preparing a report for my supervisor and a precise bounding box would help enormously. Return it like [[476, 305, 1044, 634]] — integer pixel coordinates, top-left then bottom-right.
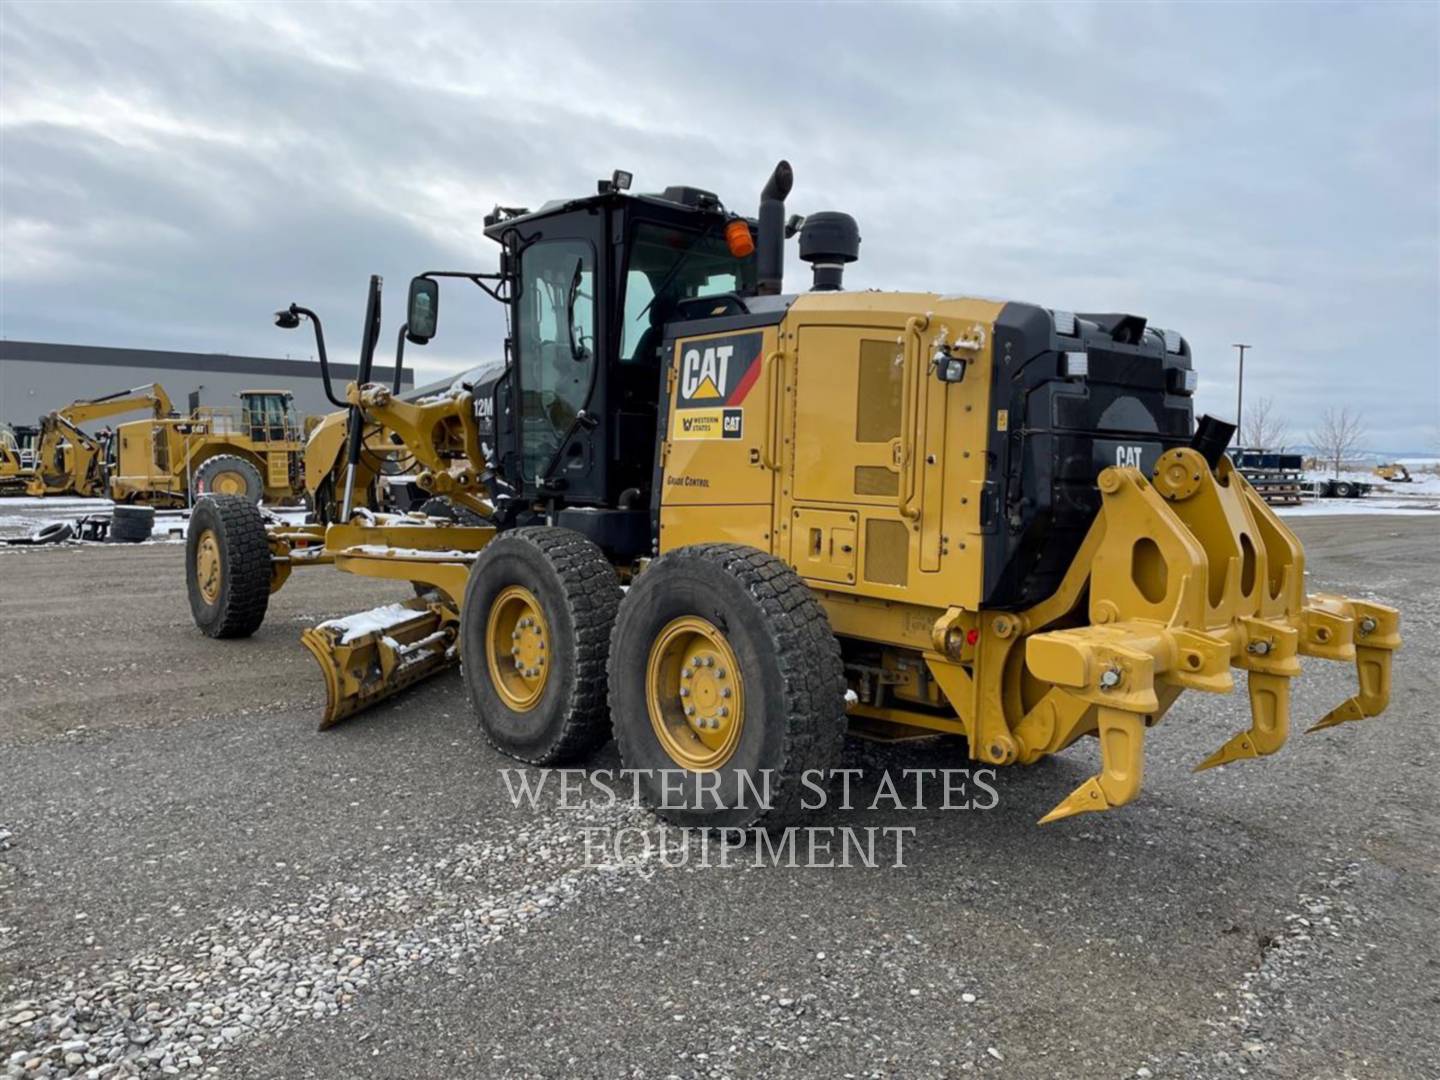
[[318, 603, 427, 644]]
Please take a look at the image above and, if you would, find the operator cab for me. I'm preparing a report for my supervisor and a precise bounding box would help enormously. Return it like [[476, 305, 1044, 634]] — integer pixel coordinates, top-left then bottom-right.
[[239, 390, 300, 443], [478, 176, 757, 539]]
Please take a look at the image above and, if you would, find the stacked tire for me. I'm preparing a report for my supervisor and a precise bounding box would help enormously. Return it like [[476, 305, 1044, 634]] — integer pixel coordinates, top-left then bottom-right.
[[109, 505, 154, 543]]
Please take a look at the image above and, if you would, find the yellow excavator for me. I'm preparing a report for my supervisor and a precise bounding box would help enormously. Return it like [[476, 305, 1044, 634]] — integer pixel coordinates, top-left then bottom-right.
[[1373, 462, 1413, 483], [0, 426, 28, 494], [185, 163, 1400, 825], [24, 384, 175, 498]]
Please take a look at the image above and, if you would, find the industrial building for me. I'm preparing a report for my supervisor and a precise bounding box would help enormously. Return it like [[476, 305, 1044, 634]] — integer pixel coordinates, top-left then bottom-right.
[[0, 340, 410, 426]]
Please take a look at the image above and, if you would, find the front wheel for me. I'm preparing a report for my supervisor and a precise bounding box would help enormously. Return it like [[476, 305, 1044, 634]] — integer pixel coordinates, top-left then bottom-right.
[[195, 454, 265, 504], [608, 544, 847, 829], [186, 495, 271, 637], [460, 528, 621, 764]]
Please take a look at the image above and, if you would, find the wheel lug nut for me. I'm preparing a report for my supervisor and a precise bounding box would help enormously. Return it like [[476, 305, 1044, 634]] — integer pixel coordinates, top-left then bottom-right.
[[680, 687, 690, 697], [685, 705, 696, 717], [721, 687, 731, 699], [682, 669, 693, 680], [718, 707, 729, 719], [716, 669, 726, 679]]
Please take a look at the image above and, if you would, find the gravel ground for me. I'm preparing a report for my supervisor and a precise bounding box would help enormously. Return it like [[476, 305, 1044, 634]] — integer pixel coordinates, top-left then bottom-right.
[[1, 516, 1435, 1079]]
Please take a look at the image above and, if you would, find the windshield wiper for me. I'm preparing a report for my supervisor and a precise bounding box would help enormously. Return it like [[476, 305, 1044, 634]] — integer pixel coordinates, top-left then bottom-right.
[[638, 222, 719, 321], [566, 256, 589, 361]]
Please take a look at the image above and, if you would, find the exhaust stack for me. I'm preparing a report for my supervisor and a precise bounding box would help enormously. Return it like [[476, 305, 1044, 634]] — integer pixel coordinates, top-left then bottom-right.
[[756, 160, 793, 296]]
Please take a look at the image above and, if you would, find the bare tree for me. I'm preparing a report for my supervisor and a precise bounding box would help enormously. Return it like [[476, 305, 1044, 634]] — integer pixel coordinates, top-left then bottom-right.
[[1309, 407, 1366, 477], [1241, 396, 1289, 451]]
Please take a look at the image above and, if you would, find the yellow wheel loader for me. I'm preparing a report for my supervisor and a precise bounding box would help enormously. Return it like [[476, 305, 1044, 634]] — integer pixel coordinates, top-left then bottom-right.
[[108, 388, 307, 505], [186, 163, 1400, 825]]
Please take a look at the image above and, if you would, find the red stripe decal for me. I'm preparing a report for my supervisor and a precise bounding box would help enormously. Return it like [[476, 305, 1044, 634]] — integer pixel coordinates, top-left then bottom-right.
[[726, 352, 763, 405]]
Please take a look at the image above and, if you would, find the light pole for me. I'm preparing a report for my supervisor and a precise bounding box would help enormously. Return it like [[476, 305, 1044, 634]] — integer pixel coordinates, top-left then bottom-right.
[[1232, 343, 1251, 447]]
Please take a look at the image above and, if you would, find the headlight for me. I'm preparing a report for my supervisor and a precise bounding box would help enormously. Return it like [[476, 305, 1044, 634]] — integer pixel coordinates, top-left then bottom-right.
[[1063, 351, 1088, 378]]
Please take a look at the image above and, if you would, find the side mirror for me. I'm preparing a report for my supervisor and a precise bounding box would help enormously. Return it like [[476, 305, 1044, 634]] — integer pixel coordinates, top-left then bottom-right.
[[406, 276, 439, 344]]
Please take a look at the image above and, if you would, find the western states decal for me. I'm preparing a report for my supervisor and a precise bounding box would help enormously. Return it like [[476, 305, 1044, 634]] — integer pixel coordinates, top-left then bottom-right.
[[672, 331, 763, 441]]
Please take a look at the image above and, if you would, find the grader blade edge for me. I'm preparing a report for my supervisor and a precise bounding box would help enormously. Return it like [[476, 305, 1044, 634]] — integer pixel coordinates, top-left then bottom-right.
[[302, 599, 459, 729]]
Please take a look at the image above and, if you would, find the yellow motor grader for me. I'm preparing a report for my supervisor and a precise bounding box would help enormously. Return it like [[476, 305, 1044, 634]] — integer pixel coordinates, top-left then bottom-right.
[[186, 163, 1400, 825]]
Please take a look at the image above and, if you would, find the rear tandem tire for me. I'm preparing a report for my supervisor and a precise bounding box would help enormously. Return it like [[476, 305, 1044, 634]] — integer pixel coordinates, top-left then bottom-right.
[[607, 543, 848, 829], [460, 527, 621, 765], [186, 495, 271, 638]]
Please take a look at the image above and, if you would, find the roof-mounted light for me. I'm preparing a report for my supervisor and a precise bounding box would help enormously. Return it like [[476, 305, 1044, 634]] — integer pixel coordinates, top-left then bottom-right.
[[1063, 351, 1088, 378], [1053, 310, 1077, 336]]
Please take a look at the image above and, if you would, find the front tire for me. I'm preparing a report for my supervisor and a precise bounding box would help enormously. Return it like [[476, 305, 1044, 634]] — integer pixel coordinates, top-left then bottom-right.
[[195, 454, 265, 504], [608, 544, 847, 829], [186, 495, 271, 638], [460, 528, 621, 764]]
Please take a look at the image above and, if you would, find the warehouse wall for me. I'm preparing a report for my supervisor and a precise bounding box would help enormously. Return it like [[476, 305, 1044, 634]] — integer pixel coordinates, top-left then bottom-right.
[[0, 341, 411, 426]]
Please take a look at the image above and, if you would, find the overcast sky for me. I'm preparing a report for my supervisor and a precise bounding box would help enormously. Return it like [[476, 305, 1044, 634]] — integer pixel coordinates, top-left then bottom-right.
[[2, 1, 1437, 449]]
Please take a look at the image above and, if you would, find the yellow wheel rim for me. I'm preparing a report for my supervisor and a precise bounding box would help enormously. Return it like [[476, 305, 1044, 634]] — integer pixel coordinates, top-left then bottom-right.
[[645, 616, 745, 771], [195, 529, 222, 604], [210, 469, 248, 496], [486, 585, 551, 711]]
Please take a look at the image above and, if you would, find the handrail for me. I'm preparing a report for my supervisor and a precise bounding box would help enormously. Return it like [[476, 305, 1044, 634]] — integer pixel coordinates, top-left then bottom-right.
[[760, 351, 784, 470], [898, 314, 929, 519]]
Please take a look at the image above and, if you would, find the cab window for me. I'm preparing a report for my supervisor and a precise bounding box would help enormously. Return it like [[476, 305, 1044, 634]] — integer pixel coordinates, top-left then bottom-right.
[[620, 223, 754, 364], [516, 238, 595, 481]]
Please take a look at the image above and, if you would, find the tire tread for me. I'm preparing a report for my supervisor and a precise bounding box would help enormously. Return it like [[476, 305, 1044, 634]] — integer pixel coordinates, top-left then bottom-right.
[[188, 494, 270, 638], [467, 527, 621, 764], [610, 543, 846, 826]]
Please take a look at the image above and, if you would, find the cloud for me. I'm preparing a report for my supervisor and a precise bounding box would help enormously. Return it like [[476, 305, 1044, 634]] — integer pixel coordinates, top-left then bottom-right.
[[1, 0, 1436, 446]]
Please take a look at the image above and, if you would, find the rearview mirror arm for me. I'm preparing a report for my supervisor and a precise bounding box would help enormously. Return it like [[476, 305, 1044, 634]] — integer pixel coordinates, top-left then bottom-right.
[[393, 323, 409, 395], [278, 304, 346, 409]]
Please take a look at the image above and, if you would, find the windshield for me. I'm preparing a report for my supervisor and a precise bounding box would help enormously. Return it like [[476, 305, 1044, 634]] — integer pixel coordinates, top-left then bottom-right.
[[620, 222, 756, 363]]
